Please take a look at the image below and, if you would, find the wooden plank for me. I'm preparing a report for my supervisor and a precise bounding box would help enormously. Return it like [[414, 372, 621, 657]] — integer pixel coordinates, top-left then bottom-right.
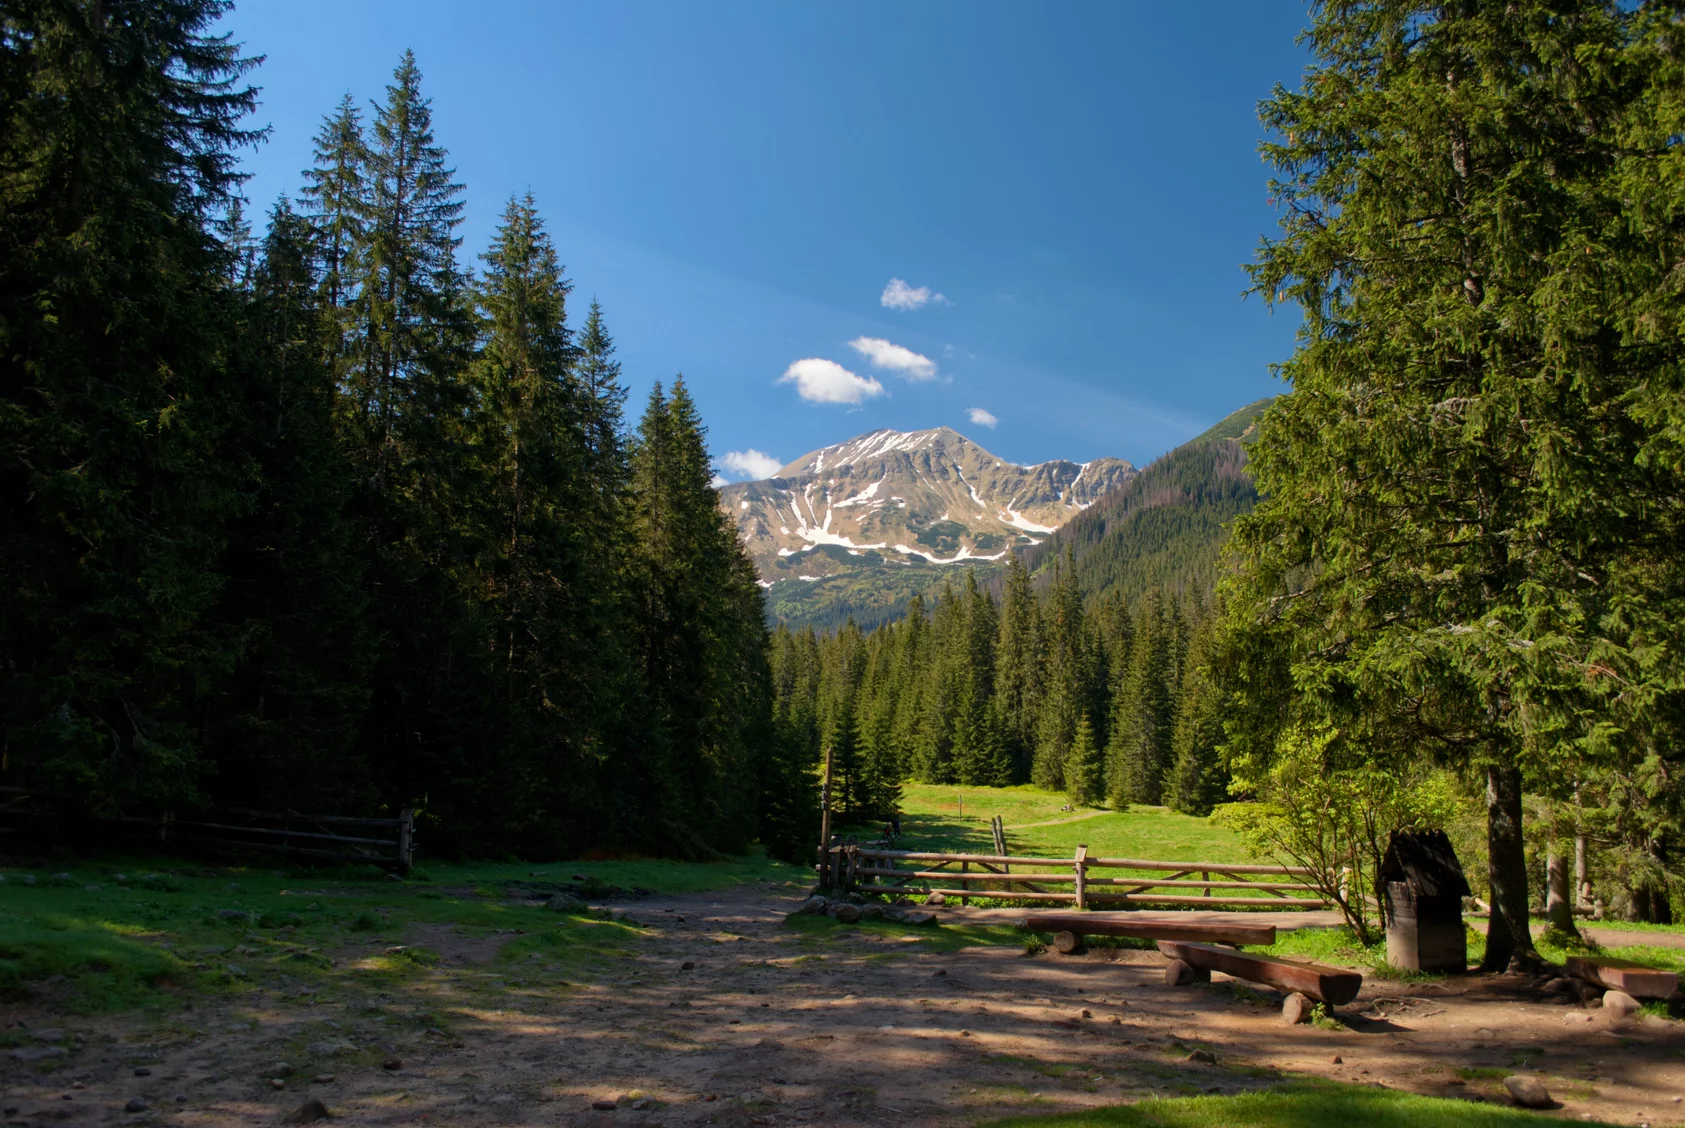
[[1090, 894, 1326, 908], [1087, 878, 1315, 892], [1088, 856, 1314, 876], [1157, 940, 1362, 1006], [1565, 955, 1678, 1000], [859, 850, 1073, 866], [1024, 913, 1276, 947], [212, 807, 403, 828], [170, 820, 398, 847], [854, 867, 1073, 883]]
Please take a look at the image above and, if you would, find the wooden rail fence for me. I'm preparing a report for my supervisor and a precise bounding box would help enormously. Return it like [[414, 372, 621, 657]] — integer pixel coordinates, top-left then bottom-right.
[[0, 788, 415, 874], [817, 842, 1328, 909]]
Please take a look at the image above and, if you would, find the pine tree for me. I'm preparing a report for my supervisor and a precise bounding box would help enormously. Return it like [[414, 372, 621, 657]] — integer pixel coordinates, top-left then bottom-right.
[[0, 0, 262, 810], [995, 556, 1042, 781], [1164, 616, 1226, 816], [1064, 716, 1104, 808], [1107, 594, 1173, 806], [208, 198, 372, 812], [1221, 0, 1643, 970]]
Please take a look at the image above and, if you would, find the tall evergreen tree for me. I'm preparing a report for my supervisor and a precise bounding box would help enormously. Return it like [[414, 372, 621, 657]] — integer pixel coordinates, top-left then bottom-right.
[[0, 0, 262, 810], [1220, 0, 1641, 969]]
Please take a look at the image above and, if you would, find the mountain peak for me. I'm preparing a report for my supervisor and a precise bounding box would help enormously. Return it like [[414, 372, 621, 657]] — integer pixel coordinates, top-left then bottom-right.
[[778, 425, 976, 478], [720, 425, 1136, 596]]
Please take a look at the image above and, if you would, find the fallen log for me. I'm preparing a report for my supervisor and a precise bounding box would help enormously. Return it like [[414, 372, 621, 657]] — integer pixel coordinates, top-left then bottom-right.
[[1024, 913, 1277, 947], [1156, 940, 1362, 1006], [1564, 955, 1678, 1000]]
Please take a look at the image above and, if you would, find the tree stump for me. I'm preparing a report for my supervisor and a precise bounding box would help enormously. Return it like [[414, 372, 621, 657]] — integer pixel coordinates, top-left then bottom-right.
[[1053, 931, 1083, 955]]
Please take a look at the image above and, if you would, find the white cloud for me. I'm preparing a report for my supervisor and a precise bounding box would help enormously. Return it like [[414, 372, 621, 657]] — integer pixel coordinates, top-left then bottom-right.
[[880, 277, 947, 311], [709, 473, 729, 489], [779, 358, 885, 405], [720, 449, 784, 480], [848, 336, 938, 381], [968, 407, 999, 429]]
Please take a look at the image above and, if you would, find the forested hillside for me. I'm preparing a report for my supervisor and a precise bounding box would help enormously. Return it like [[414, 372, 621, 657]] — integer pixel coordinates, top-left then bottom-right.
[[769, 400, 1269, 823], [0, 9, 807, 861], [1021, 399, 1270, 606]]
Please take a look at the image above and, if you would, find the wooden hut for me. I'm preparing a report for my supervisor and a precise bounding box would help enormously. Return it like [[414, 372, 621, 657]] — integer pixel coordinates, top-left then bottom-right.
[[1377, 829, 1470, 973]]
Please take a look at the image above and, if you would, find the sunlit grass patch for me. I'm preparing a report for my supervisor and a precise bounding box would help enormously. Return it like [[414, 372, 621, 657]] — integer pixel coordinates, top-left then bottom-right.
[[0, 909, 193, 1011], [982, 1081, 1621, 1127]]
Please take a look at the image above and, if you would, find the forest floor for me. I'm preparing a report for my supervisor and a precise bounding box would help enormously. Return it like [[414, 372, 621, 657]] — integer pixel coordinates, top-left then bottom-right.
[[4, 862, 1684, 1128]]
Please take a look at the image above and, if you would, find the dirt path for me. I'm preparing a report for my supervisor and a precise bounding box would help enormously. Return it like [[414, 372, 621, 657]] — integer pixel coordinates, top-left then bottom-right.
[[4, 887, 1683, 1127]]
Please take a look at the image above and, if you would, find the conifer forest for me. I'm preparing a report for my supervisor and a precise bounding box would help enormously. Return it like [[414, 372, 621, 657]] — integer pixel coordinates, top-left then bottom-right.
[[7, 0, 1685, 984], [0, 12, 783, 862]]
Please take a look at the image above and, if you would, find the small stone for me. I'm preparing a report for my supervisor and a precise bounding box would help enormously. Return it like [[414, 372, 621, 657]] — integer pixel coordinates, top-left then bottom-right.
[[631, 1099, 649, 1110], [1110, 1016, 1122, 1025], [1282, 992, 1313, 1025], [283, 1098, 330, 1123], [381, 1058, 402, 1071], [174, 1095, 188, 1104], [1330, 1055, 1342, 1064], [1164, 959, 1195, 987], [960, 1029, 971, 1037], [591, 1098, 618, 1110], [1604, 989, 1641, 1021], [925, 892, 946, 906], [269, 1062, 295, 1078], [1503, 1075, 1553, 1109], [271, 1078, 287, 1090], [681, 961, 695, 971], [125, 1098, 149, 1114], [313, 1075, 335, 1084], [216, 908, 249, 922], [546, 892, 583, 912], [1186, 1049, 1216, 1064], [133, 1067, 151, 1077], [225, 963, 247, 978], [833, 904, 862, 924], [1080, 1009, 1092, 1019]]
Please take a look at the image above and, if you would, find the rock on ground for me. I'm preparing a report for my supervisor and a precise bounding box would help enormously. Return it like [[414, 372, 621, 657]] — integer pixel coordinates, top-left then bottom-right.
[[1282, 992, 1313, 1025], [1503, 1075, 1554, 1109]]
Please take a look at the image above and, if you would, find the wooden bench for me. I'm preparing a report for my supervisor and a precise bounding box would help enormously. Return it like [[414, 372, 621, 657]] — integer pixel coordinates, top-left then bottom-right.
[[1565, 955, 1678, 1000], [1157, 940, 1363, 1006], [1024, 912, 1276, 953]]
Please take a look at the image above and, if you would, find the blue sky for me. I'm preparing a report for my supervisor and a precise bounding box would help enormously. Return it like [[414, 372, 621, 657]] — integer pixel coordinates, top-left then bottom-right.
[[219, 2, 1310, 476]]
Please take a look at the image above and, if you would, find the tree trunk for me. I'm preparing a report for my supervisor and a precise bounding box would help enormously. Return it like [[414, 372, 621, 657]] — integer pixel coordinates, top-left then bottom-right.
[[1481, 761, 1538, 972], [1545, 851, 1575, 935]]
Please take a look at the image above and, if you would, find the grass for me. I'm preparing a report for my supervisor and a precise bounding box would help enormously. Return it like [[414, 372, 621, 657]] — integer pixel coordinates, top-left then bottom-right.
[[0, 848, 807, 1012], [884, 784, 1248, 863], [981, 1082, 1618, 1127]]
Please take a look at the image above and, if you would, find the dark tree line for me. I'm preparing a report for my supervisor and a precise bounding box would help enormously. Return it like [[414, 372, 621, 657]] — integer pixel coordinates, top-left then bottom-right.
[[771, 559, 1229, 826], [0, 5, 806, 860]]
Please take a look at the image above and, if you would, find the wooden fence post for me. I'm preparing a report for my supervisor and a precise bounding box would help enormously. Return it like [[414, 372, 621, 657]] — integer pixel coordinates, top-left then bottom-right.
[[1074, 844, 1089, 910], [397, 809, 414, 875], [1202, 870, 1210, 899]]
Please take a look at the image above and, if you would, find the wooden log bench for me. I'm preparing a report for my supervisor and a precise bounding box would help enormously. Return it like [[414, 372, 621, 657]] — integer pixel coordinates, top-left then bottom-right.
[[1024, 912, 1277, 954], [1156, 940, 1363, 1006], [1564, 955, 1678, 1000]]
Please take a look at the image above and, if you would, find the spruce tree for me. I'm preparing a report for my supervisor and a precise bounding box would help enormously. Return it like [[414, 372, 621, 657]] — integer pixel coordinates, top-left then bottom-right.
[[0, 0, 261, 810], [1221, 0, 1641, 970], [1064, 717, 1104, 808]]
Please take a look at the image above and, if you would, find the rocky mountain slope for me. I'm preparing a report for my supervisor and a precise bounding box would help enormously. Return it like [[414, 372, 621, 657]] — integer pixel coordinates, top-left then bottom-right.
[[718, 427, 1136, 592]]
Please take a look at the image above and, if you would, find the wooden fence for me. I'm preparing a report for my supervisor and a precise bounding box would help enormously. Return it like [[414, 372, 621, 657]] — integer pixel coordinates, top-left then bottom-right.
[[0, 789, 414, 874], [817, 842, 1328, 910]]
